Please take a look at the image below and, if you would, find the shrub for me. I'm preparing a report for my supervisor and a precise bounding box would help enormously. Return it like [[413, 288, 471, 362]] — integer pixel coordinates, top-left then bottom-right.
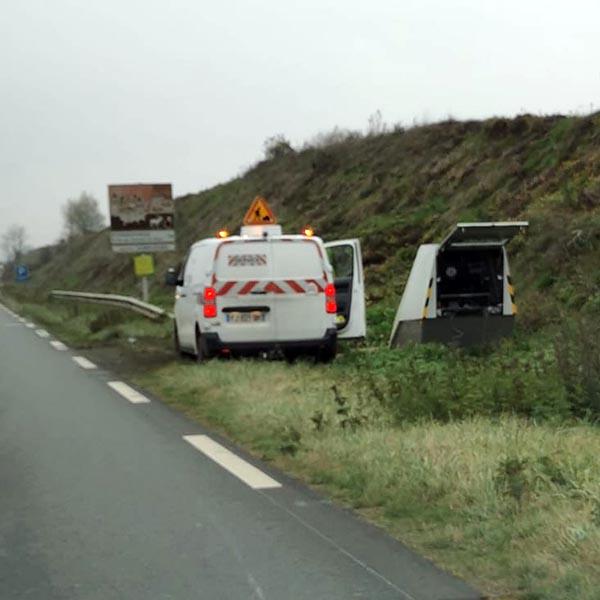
[[263, 134, 294, 160], [347, 338, 571, 423], [304, 126, 361, 149], [554, 318, 600, 418]]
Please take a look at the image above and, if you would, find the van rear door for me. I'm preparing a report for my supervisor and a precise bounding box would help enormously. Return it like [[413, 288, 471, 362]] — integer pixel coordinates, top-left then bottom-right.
[[324, 239, 366, 339], [213, 240, 277, 344], [269, 239, 330, 342], [214, 239, 331, 344]]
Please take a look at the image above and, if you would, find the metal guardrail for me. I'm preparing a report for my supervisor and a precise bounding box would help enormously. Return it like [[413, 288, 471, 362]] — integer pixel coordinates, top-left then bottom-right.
[[50, 290, 173, 321]]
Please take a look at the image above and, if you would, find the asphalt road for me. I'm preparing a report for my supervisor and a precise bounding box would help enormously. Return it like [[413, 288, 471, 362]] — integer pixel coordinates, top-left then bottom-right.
[[0, 304, 480, 600]]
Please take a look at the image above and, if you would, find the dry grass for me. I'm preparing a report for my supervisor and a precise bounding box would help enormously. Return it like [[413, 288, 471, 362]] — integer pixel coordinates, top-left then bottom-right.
[[137, 359, 600, 600]]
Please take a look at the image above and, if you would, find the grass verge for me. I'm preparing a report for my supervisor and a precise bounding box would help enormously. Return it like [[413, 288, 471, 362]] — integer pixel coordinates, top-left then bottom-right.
[[0, 291, 171, 348], [136, 359, 600, 600]]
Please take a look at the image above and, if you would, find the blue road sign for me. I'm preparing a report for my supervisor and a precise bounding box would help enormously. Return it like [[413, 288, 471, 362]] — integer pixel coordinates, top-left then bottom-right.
[[15, 265, 29, 282]]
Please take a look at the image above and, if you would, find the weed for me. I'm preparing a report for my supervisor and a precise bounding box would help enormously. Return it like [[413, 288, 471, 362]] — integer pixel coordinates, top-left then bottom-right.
[[591, 499, 600, 527], [89, 310, 126, 333], [310, 410, 326, 432], [279, 426, 302, 456], [495, 456, 530, 507], [536, 455, 569, 488]]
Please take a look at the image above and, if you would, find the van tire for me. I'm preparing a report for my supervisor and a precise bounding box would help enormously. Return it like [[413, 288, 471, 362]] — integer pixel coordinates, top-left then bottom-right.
[[316, 341, 337, 364], [195, 328, 210, 363], [283, 349, 300, 364]]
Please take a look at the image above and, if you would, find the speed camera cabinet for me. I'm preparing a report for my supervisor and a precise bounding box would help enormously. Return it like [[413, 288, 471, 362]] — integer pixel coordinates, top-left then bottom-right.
[[389, 222, 528, 348]]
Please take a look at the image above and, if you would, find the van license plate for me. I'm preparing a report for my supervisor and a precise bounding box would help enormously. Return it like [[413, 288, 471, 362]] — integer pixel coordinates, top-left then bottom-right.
[[226, 311, 266, 323]]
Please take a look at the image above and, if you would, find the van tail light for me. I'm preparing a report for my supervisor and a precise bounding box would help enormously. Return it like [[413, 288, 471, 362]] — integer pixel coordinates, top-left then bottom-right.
[[325, 283, 337, 314], [203, 286, 217, 318], [204, 304, 217, 318]]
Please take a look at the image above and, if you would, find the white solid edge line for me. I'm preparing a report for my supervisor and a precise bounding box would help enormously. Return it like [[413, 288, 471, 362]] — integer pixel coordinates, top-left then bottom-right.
[[0, 303, 16, 317], [72, 356, 97, 370], [0, 303, 21, 321], [107, 381, 151, 404], [35, 329, 50, 338], [183, 434, 281, 490], [50, 340, 68, 351]]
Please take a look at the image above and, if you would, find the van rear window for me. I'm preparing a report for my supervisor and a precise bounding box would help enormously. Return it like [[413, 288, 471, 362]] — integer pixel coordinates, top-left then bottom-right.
[[216, 241, 270, 280], [214, 240, 322, 280], [271, 242, 322, 279]]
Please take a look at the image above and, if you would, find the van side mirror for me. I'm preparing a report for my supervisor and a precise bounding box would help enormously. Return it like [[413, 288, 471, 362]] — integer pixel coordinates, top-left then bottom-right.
[[165, 267, 181, 287]]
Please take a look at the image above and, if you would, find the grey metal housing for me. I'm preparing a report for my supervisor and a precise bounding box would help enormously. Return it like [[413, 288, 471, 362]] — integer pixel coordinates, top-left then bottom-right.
[[389, 222, 528, 348]]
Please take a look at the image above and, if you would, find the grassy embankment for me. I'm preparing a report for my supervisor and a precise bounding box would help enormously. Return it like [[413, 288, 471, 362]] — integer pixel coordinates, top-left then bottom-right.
[[3, 113, 600, 598]]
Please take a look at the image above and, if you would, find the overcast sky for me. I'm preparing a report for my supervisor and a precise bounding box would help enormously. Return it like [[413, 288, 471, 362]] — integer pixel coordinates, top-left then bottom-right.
[[1, 0, 599, 250]]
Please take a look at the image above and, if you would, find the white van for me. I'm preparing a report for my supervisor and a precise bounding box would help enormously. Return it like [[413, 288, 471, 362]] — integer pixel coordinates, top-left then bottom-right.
[[169, 227, 365, 362]]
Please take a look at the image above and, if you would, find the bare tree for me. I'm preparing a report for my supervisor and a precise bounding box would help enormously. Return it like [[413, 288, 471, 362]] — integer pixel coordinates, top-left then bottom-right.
[[1, 224, 27, 263], [62, 192, 105, 238], [367, 109, 386, 136]]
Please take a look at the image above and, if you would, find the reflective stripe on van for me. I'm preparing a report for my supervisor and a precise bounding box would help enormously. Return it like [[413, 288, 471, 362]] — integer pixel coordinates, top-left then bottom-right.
[[216, 278, 327, 296]]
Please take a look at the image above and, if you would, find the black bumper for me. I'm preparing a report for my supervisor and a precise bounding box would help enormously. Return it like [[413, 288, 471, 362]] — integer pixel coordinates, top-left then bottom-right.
[[203, 328, 337, 355]]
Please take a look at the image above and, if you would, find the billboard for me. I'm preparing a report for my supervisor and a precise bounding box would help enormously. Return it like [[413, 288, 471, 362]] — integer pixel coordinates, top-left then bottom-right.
[[108, 183, 175, 253]]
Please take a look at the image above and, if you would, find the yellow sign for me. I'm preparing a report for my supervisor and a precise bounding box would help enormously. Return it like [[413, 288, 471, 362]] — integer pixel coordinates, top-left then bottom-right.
[[243, 196, 277, 225], [134, 254, 154, 277]]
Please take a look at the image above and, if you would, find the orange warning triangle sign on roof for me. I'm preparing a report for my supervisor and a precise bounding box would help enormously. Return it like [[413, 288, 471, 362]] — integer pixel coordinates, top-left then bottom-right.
[[243, 196, 277, 225]]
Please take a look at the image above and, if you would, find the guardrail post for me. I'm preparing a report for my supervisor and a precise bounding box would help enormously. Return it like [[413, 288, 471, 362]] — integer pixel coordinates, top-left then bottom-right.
[[141, 276, 149, 303]]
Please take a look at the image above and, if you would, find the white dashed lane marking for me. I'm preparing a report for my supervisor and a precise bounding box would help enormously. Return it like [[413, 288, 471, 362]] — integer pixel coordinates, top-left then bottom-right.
[[50, 341, 68, 351], [107, 381, 151, 404], [35, 329, 50, 338], [183, 435, 282, 490], [72, 356, 97, 370]]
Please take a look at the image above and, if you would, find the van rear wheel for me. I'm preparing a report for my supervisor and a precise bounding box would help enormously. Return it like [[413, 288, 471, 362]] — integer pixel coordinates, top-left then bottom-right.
[[284, 349, 300, 363], [315, 341, 337, 364], [195, 328, 210, 363]]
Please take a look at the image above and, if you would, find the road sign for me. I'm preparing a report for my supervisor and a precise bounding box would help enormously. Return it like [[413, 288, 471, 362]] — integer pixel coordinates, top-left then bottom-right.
[[133, 254, 155, 277], [108, 183, 175, 253], [15, 265, 29, 282], [243, 197, 277, 225]]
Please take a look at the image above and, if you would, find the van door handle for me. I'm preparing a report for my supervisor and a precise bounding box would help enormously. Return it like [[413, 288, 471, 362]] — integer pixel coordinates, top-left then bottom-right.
[[250, 291, 267, 295], [179, 293, 187, 298]]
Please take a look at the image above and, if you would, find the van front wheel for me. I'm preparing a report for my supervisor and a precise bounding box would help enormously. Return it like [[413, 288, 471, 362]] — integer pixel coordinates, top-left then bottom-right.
[[174, 324, 186, 358]]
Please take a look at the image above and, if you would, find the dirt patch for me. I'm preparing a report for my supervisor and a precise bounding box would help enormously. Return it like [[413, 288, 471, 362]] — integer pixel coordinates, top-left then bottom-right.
[[83, 341, 176, 377]]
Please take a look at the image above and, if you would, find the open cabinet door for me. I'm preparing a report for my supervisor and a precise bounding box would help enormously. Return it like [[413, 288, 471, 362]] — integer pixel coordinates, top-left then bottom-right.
[[440, 222, 528, 250], [324, 239, 366, 339]]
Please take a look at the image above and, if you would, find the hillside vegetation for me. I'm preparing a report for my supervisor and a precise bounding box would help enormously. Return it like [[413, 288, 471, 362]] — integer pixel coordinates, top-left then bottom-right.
[[11, 112, 600, 327]]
